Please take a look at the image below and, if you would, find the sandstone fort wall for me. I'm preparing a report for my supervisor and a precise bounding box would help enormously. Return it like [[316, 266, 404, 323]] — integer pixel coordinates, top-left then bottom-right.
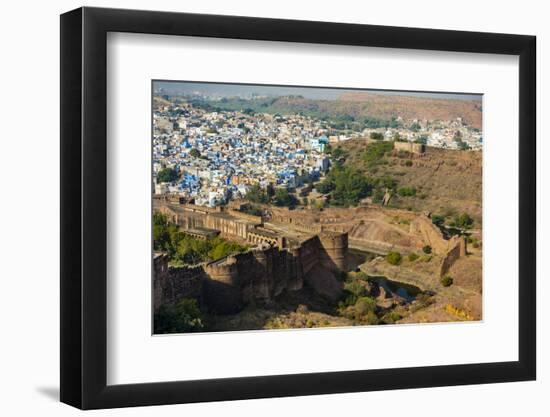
[[439, 235, 467, 277], [393, 141, 426, 155], [153, 231, 348, 314]]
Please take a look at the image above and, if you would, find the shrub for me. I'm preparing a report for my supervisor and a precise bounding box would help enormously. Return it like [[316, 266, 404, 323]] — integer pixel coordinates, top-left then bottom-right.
[[363, 141, 394, 168], [154, 298, 204, 334], [386, 251, 402, 265], [245, 183, 269, 204], [408, 252, 419, 262], [344, 280, 368, 297], [341, 279, 370, 306], [354, 297, 379, 323], [156, 167, 179, 184], [363, 311, 380, 325], [397, 186, 416, 197], [355, 296, 377, 315], [440, 275, 454, 287], [422, 245, 432, 254], [431, 214, 445, 226], [240, 203, 263, 217], [189, 148, 201, 158], [273, 188, 298, 207], [381, 311, 402, 324], [451, 212, 474, 229], [405, 160, 413, 167]]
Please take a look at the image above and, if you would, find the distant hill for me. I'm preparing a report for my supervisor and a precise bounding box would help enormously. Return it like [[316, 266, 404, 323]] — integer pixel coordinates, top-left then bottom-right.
[[153, 95, 171, 109], [187, 94, 482, 129], [339, 92, 482, 129]]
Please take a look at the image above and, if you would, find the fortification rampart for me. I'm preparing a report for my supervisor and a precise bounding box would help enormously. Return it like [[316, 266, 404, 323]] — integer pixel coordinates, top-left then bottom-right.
[[393, 141, 426, 155], [227, 208, 263, 224], [439, 235, 467, 277], [154, 202, 468, 312], [409, 215, 449, 254], [319, 231, 348, 272], [153, 254, 206, 312], [205, 257, 239, 285], [153, 231, 349, 314]]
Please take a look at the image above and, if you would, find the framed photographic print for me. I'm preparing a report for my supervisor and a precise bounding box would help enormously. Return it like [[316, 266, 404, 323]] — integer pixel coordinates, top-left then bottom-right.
[[60, 6, 536, 410]]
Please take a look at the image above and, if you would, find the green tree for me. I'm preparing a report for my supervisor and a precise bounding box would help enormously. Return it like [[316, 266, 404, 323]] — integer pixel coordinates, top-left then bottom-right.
[[175, 236, 210, 264], [422, 245, 432, 254], [410, 122, 421, 132], [408, 252, 419, 262], [323, 165, 374, 207], [342, 280, 369, 306], [316, 180, 334, 194], [245, 184, 269, 204], [458, 141, 471, 150], [386, 251, 402, 265], [381, 311, 402, 324], [354, 296, 377, 317], [189, 148, 201, 158], [240, 203, 263, 216], [397, 186, 417, 197], [208, 239, 247, 260], [156, 167, 178, 183], [452, 212, 474, 229], [440, 275, 454, 287], [332, 147, 346, 159], [363, 141, 393, 168], [154, 298, 204, 334], [369, 132, 384, 140], [153, 213, 171, 251], [274, 188, 298, 207], [431, 214, 445, 226]]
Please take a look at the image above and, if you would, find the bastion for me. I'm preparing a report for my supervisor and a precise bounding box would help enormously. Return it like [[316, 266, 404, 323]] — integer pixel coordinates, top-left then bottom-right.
[[154, 232, 349, 314]]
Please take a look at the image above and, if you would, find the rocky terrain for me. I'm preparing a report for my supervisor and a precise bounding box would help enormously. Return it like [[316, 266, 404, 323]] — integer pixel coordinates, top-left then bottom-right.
[[361, 252, 482, 323], [339, 140, 483, 224]]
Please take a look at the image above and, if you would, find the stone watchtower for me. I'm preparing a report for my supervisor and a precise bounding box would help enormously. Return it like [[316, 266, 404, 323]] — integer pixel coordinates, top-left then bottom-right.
[[318, 231, 348, 273]]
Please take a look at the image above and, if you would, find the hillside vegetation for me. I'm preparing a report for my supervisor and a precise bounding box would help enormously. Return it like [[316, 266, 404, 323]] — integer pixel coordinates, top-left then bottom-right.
[[336, 139, 482, 225]]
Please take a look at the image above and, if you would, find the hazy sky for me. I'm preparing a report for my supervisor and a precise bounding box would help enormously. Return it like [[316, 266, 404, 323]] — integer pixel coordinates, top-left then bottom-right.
[[153, 80, 482, 101]]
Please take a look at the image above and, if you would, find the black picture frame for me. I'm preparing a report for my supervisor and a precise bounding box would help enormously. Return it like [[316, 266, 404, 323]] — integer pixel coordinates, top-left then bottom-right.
[[60, 6, 536, 410]]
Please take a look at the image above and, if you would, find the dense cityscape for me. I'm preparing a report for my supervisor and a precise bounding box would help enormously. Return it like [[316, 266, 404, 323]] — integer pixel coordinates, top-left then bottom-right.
[[153, 90, 482, 207]]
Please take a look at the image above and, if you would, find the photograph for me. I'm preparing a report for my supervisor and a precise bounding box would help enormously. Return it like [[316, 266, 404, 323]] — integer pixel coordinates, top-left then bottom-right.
[[152, 81, 483, 334]]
